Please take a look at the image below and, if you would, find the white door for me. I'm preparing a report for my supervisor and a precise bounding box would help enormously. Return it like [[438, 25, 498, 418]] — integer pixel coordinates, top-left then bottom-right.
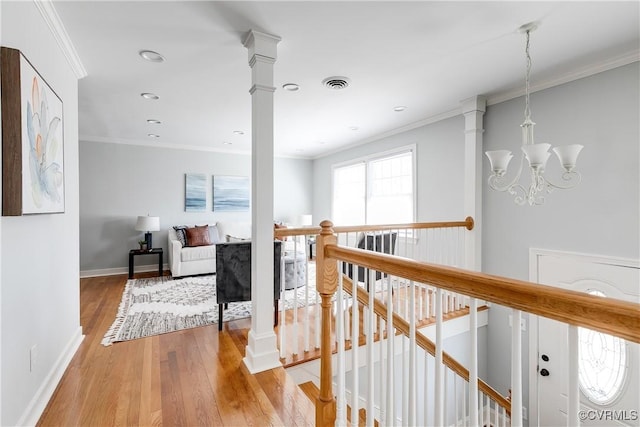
[[531, 252, 639, 427]]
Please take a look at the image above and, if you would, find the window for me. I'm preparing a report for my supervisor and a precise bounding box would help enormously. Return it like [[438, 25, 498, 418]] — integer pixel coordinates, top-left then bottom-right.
[[578, 289, 628, 405], [332, 148, 414, 225]]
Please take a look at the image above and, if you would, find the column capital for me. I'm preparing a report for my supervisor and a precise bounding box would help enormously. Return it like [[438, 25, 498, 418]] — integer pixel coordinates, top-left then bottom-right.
[[243, 30, 281, 62], [461, 95, 487, 115]]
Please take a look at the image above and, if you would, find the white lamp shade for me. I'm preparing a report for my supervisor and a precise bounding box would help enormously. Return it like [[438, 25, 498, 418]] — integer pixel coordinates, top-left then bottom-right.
[[485, 150, 513, 175], [300, 214, 313, 226], [552, 144, 583, 172], [135, 215, 160, 232], [522, 143, 551, 170]]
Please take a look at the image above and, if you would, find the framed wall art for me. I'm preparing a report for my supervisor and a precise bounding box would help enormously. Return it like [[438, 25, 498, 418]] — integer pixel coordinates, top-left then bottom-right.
[[213, 175, 250, 212], [185, 173, 206, 212], [1, 47, 65, 215]]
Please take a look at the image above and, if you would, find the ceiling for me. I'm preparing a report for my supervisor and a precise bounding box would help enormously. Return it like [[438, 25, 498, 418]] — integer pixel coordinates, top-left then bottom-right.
[[54, 1, 639, 159]]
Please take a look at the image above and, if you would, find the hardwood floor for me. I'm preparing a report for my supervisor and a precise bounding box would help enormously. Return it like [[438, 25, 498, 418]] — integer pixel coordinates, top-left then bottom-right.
[[37, 273, 315, 427]]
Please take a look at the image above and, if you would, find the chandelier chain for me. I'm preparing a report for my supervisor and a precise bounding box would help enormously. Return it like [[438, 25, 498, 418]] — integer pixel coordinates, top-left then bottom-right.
[[524, 30, 532, 121]]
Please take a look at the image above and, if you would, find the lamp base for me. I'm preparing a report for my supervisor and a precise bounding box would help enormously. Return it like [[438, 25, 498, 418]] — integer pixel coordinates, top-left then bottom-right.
[[145, 232, 153, 250]]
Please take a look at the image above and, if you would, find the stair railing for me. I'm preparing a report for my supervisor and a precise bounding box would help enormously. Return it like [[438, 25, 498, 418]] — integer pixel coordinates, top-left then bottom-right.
[[274, 218, 475, 364], [315, 220, 640, 427]]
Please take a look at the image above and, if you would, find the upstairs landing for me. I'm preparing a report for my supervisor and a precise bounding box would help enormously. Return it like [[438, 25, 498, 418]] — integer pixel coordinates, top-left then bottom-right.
[[38, 273, 315, 427]]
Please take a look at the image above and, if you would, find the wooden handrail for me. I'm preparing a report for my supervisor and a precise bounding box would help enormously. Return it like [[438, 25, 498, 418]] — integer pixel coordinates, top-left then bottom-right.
[[326, 245, 640, 343], [341, 276, 511, 415], [274, 217, 474, 239]]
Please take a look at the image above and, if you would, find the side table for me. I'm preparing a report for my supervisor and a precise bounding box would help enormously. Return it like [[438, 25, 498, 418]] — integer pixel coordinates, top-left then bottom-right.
[[129, 248, 163, 279]]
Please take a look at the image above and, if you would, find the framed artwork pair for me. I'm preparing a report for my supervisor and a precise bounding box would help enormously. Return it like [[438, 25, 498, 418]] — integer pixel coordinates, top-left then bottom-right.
[[185, 173, 249, 212]]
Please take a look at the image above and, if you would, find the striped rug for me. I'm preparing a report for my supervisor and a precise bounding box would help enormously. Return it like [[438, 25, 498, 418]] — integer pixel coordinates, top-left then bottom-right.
[[102, 269, 316, 346]]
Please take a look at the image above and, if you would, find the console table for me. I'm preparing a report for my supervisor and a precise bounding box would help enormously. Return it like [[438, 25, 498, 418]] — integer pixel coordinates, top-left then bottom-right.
[[129, 248, 163, 279]]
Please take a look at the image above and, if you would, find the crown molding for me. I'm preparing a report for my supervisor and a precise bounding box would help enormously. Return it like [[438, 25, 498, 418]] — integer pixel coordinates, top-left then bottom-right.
[[33, 0, 88, 79], [311, 107, 461, 160], [487, 49, 639, 107], [80, 135, 251, 155]]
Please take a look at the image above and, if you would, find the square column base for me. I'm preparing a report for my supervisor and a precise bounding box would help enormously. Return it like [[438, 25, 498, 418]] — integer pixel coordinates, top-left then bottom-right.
[[243, 329, 280, 374]]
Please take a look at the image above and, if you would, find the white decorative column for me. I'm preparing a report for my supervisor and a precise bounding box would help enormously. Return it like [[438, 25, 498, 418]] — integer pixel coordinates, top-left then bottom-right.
[[461, 96, 486, 426], [242, 30, 281, 374], [461, 96, 486, 271]]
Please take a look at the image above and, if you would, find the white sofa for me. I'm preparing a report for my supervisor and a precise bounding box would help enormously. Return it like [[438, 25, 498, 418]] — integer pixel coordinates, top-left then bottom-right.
[[168, 222, 251, 278]]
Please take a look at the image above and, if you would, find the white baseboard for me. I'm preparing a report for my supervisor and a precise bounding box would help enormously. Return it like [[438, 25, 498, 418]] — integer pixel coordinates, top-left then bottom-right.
[[17, 327, 84, 426], [80, 263, 169, 278]]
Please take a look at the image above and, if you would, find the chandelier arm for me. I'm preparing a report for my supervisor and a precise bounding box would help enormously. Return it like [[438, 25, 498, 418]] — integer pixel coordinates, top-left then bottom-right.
[[487, 153, 526, 192], [541, 171, 582, 191]]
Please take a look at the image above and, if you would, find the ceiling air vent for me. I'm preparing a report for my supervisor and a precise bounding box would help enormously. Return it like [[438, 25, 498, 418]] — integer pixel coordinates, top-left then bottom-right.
[[322, 76, 350, 90]]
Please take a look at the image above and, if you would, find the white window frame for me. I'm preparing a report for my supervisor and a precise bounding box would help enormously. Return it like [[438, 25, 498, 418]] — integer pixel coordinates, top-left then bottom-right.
[[331, 144, 417, 226]]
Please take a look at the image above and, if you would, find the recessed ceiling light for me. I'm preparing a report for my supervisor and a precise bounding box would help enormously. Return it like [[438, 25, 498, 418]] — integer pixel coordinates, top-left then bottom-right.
[[282, 83, 299, 91], [147, 133, 160, 138], [233, 130, 244, 135], [317, 141, 327, 145], [141, 93, 159, 100], [147, 119, 162, 124], [393, 106, 407, 112], [349, 126, 359, 131], [139, 50, 165, 63], [223, 142, 233, 145]]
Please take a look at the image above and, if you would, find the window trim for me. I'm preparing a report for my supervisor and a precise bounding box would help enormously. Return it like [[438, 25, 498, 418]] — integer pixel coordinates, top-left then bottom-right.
[[331, 144, 417, 225]]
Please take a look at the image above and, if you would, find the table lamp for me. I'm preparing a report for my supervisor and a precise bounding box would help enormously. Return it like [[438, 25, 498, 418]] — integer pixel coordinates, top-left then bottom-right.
[[135, 215, 160, 249]]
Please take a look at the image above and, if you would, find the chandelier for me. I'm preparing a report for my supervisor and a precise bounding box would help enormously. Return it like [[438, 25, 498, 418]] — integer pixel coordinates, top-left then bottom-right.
[[485, 22, 583, 206]]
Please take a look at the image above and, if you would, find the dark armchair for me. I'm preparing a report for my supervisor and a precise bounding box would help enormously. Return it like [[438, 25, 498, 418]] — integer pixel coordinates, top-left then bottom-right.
[[215, 241, 282, 330], [343, 231, 398, 291]]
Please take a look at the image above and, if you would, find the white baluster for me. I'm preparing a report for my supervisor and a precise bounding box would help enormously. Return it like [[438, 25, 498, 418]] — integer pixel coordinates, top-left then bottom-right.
[[470, 298, 478, 426], [444, 368, 449, 426], [424, 348, 429, 427], [409, 280, 417, 426], [435, 288, 444, 426], [479, 391, 484, 427], [403, 335, 408, 424], [568, 325, 580, 427], [351, 264, 359, 427], [367, 269, 375, 424], [454, 375, 459, 427], [336, 264, 347, 426], [379, 315, 386, 424], [291, 238, 299, 356], [304, 236, 310, 352], [511, 309, 523, 427], [279, 254, 286, 358], [386, 270, 394, 426]]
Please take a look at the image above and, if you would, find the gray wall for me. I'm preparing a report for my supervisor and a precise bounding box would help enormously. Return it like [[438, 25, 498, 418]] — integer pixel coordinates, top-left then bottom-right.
[[482, 62, 640, 419], [312, 62, 639, 422], [1, 2, 81, 424], [79, 141, 312, 272], [312, 115, 465, 226]]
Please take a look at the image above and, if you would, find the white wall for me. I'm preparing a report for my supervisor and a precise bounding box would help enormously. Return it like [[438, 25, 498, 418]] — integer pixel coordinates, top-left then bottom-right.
[[0, 2, 82, 425], [312, 115, 465, 226], [79, 141, 313, 272], [482, 62, 640, 423]]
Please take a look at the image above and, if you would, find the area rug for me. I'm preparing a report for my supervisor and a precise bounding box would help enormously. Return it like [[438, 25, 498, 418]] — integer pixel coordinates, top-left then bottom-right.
[[102, 267, 317, 346]]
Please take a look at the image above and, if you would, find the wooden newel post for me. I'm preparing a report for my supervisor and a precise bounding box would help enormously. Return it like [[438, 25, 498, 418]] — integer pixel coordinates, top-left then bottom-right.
[[316, 220, 338, 426]]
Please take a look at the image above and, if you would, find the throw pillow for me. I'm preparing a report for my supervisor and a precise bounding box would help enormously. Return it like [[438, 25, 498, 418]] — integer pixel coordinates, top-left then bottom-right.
[[209, 224, 222, 244], [186, 225, 212, 247], [173, 225, 188, 247]]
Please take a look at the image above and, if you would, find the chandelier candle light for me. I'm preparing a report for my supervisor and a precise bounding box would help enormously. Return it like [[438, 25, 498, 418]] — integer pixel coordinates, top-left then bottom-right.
[[485, 22, 583, 206]]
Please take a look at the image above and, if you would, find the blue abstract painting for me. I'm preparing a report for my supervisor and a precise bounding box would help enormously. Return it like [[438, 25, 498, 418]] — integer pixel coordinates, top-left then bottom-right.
[[185, 173, 206, 212], [213, 175, 250, 211]]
